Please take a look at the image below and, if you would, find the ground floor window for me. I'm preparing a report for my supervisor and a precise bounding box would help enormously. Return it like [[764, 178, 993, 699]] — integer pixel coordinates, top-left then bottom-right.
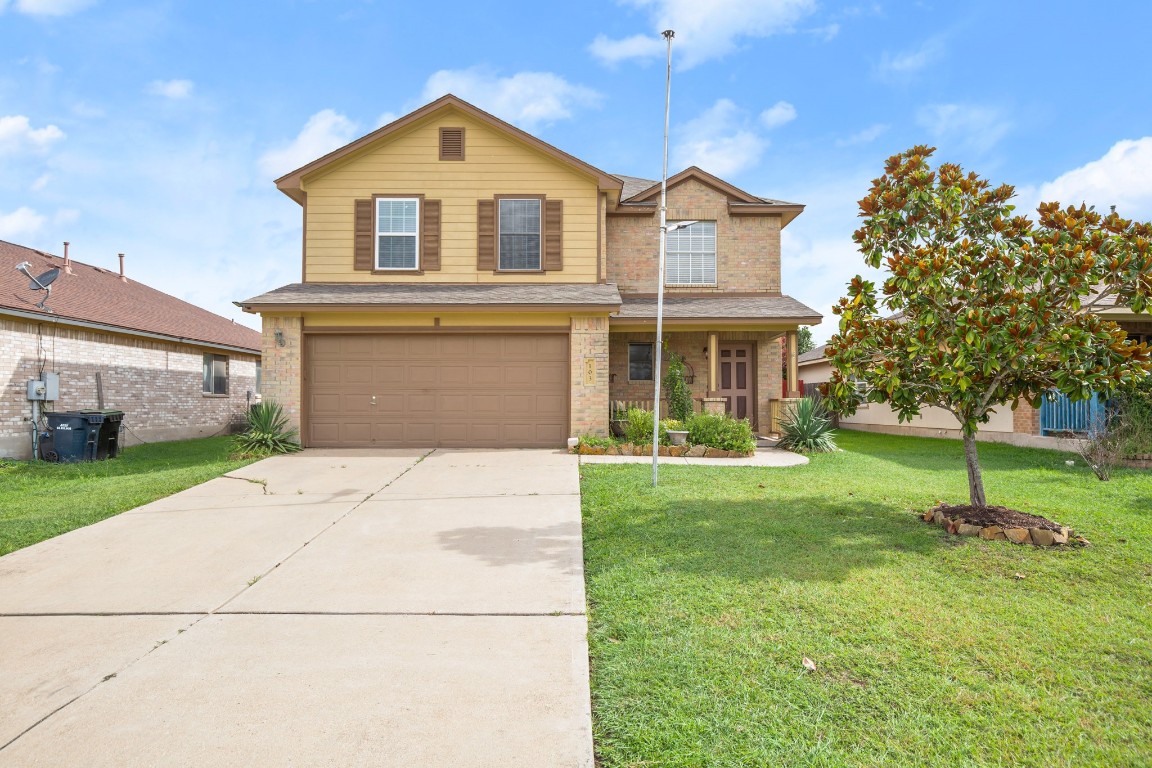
[[255, 360, 262, 395], [203, 354, 228, 395], [628, 342, 654, 381]]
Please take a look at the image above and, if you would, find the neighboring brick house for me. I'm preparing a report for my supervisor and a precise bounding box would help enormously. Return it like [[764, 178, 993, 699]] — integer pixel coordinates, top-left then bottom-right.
[[1, 240, 261, 459], [239, 94, 820, 448]]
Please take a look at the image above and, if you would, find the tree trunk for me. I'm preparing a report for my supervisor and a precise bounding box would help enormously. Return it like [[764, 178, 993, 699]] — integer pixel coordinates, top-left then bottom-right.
[[962, 432, 987, 507]]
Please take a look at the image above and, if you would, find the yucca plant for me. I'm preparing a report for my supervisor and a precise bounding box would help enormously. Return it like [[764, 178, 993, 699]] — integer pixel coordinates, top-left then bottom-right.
[[778, 396, 837, 453], [232, 400, 302, 456]]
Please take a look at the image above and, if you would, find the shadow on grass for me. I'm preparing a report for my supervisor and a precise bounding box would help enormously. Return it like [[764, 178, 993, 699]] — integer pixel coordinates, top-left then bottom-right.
[[585, 493, 943, 586]]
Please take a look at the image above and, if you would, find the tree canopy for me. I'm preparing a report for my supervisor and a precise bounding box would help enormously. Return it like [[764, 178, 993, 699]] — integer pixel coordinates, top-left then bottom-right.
[[825, 146, 1152, 506]]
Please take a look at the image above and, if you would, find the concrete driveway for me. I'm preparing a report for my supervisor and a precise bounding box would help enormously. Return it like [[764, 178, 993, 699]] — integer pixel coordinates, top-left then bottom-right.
[[0, 449, 592, 767]]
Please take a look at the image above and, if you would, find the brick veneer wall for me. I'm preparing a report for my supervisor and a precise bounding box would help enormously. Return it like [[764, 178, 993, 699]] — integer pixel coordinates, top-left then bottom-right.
[[606, 178, 782, 295], [570, 315, 610, 437], [1, 317, 258, 459], [1012, 403, 1041, 435], [608, 330, 783, 432], [261, 315, 304, 434]]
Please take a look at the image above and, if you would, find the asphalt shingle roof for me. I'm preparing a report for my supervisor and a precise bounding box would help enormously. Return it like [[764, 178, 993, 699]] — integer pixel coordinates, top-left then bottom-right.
[[798, 344, 829, 364], [238, 282, 624, 308], [616, 294, 822, 322], [0, 240, 261, 352]]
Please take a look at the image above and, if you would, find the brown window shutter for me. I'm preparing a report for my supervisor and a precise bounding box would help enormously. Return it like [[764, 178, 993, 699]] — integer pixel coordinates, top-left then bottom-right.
[[354, 198, 373, 271], [544, 199, 563, 271], [439, 127, 465, 160], [422, 199, 441, 271], [477, 199, 495, 270]]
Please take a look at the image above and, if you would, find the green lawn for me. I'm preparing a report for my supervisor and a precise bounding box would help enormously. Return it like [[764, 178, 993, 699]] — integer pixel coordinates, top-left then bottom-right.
[[0, 436, 256, 556], [581, 430, 1152, 768]]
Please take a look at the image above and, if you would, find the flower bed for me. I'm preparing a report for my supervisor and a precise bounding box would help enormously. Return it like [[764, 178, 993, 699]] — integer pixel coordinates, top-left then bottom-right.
[[920, 503, 1089, 547], [573, 442, 754, 458]]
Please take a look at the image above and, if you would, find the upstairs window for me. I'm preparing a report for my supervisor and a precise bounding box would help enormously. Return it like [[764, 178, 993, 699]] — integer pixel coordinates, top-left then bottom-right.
[[665, 221, 717, 286], [498, 198, 541, 270], [203, 354, 228, 395], [376, 198, 419, 270]]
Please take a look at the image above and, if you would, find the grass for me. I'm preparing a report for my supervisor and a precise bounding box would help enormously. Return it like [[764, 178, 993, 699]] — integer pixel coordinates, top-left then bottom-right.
[[0, 436, 257, 556], [581, 430, 1152, 767]]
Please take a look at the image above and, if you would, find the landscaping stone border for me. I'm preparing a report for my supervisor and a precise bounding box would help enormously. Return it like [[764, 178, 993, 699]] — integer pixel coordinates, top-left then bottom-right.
[[573, 443, 755, 459], [920, 506, 1089, 547]]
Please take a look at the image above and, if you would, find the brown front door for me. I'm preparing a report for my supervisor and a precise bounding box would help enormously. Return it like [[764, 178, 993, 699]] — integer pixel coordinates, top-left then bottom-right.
[[717, 343, 754, 424]]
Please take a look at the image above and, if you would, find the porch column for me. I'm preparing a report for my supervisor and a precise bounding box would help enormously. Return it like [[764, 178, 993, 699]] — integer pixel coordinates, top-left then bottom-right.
[[786, 330, 800, 398], [707, 332, 719, 394]]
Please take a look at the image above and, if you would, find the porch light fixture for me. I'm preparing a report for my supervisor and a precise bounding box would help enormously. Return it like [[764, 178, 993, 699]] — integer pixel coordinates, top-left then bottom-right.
[[274, 329, 286, 347]]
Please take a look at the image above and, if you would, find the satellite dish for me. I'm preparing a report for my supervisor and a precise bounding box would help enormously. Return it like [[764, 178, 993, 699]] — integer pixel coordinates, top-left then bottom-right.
[[15, 261, 61, 311]]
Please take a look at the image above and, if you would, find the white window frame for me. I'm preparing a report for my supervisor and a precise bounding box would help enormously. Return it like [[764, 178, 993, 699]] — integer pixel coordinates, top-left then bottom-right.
[[665, 221, 717, 286], [375, 197, 420, 271], [203, 354, 229, 396], [497, 197, 542, 271]]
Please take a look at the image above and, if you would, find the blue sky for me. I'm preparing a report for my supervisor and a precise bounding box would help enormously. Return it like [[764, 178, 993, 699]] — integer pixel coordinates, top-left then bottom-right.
[[2, 0, 1151, 338]]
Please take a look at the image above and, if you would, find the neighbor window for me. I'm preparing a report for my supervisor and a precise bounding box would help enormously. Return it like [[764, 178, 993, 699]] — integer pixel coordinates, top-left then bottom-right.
[[498, 198, 541, 270], [203, 354, 228, 395], [254, 360, 262, 395], [376, 197, 419, 270], [628, 342, 654, 381], [665, 221, 717, 285]]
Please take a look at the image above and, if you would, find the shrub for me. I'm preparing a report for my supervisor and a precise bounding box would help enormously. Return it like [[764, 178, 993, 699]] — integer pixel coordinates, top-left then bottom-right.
[[232, 400, 302, 457], [623, 409, 680, 445], [1117, 379, 1152, 454], [577, 434, 618, 449], [687, 412, 756, 453], [777, 397, 837, 454], [663, 351, 695, 422]]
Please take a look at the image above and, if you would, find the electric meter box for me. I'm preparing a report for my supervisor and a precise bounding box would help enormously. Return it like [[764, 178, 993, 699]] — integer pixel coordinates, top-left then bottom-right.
[[26, 373, 60, 401]]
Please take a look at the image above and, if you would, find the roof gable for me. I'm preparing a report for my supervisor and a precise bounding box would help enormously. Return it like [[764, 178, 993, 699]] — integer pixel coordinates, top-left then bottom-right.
[[274, 94, 623, 204], [0, 240, 261, 353], [618, 166, 805, 226]]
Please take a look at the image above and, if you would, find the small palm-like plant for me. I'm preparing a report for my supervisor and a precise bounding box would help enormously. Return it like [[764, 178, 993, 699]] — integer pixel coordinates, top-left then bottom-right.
[[778, 396, 837, 454], [232, 400, 302, 456]]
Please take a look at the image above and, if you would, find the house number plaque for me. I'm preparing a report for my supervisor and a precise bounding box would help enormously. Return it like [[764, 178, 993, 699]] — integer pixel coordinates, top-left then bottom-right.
[[583, 357, 596, 386]]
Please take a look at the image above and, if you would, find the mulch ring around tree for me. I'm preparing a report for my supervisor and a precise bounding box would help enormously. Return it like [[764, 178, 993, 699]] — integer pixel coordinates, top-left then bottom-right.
[[921, 503, 1090, 547]]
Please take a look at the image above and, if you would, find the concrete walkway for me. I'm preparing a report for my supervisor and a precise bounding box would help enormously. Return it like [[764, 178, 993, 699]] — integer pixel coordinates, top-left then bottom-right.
[[0, 449, 592, 767]]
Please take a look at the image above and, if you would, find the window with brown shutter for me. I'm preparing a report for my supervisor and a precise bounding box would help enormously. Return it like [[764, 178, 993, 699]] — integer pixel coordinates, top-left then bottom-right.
[[440, 127, 465, 160], [477, 199, 495, 270], [544, 199, 563, 271], [422, 199, 441, 271]]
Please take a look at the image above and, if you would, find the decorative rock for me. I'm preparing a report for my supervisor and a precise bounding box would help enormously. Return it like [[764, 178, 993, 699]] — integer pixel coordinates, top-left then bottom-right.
[[946, 520, 960, 535], [583, 446, 605, 456], [669, 445, 686, 457], [658, 445, 670, 457], [619, 443, 634, 455], [704, 447, 727, 458], [922, 510, 936, 523], [1004, 528, 1031, 544], [932, 509, 945, 525], [1052, 528, 1069, 545], [686, 445, 707, 458], [1030, 528, 1056, 547], [957, 524, 983, 537], [979, 525, 1006, 541]]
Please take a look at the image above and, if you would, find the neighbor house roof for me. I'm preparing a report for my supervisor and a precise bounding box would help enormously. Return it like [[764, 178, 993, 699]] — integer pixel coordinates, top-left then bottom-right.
[[798, 344, 829, 365], [0, 240, 261, 354], [614, 295, 821, 324], [274, 94, 624, 204], [238, 282, 623, 312]]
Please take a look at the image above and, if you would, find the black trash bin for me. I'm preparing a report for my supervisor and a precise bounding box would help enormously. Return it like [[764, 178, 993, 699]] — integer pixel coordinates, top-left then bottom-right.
[[78, 410, 124, 459], [43, 412, 101, 462]]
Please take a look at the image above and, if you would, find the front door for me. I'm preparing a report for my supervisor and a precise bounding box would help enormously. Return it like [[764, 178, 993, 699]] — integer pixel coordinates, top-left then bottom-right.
[[717, 343, 754, 425]]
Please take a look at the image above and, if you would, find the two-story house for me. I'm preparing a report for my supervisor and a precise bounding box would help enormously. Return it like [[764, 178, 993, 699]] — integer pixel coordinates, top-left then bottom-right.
[[239, 95, 820, 448]]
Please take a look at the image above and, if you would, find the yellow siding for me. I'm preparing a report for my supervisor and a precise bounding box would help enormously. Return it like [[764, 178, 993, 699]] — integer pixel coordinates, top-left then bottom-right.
[[302, 108, 600, 284], [303, 311, 576, 328]]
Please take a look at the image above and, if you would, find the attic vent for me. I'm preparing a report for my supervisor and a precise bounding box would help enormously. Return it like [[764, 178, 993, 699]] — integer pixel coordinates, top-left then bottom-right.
[[439, 127, 465, 161]]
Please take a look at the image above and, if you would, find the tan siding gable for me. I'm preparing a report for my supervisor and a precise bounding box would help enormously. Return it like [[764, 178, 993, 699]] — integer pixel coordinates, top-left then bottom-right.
[[303, 111, 599, 284]]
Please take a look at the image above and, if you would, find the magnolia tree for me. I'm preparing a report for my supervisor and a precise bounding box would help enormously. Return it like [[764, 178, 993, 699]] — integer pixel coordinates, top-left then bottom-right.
[[825, 146, 1152, 507]]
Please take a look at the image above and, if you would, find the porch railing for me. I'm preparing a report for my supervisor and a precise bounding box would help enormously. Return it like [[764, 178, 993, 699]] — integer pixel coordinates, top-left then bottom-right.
[[1039, 391, 1106, 436]]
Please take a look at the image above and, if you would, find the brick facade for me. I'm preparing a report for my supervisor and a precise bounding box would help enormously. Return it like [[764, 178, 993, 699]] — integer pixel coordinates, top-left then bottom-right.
[[1012, 403, 1041, 435], [608, 330, 783, 433], [1, 317, 258, 459], [260, 315, 304, 433], [606, 178, 782, 295], [570, 315, 610, 437]]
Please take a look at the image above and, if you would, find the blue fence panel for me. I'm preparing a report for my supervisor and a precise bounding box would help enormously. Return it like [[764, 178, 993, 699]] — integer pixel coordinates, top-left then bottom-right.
[[1039, 391, 1105, 435]]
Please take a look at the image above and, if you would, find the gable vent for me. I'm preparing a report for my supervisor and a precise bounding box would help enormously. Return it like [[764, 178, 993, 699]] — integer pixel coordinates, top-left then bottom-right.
[[439, 127, 465, 160]]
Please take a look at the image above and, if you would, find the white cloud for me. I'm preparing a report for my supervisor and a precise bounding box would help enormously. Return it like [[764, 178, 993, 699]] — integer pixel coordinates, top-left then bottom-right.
[[672, 98, 766, 177], [147, 79, 194, 99], [808, 23, 840, 42], [421, 68, 602, 130], [0, 115, 65, 154], [1030, 138, 1152, 220], [257, 109, 359, 180], [53, 208, 79, 226], [875, 36, 944, 79], [31, 173, 51, 191], [589, 0, 817, 69], [836, 123, 888, 147], [915, 103, 1011, 154], [376, 111, 399, 128], [760, 101, 797, 129], [10, 0, 96, 15], [0, 206, 47, 239]]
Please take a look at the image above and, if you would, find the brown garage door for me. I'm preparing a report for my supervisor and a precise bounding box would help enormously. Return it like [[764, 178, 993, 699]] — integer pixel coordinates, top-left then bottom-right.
[[305, 333, 569, 448]]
